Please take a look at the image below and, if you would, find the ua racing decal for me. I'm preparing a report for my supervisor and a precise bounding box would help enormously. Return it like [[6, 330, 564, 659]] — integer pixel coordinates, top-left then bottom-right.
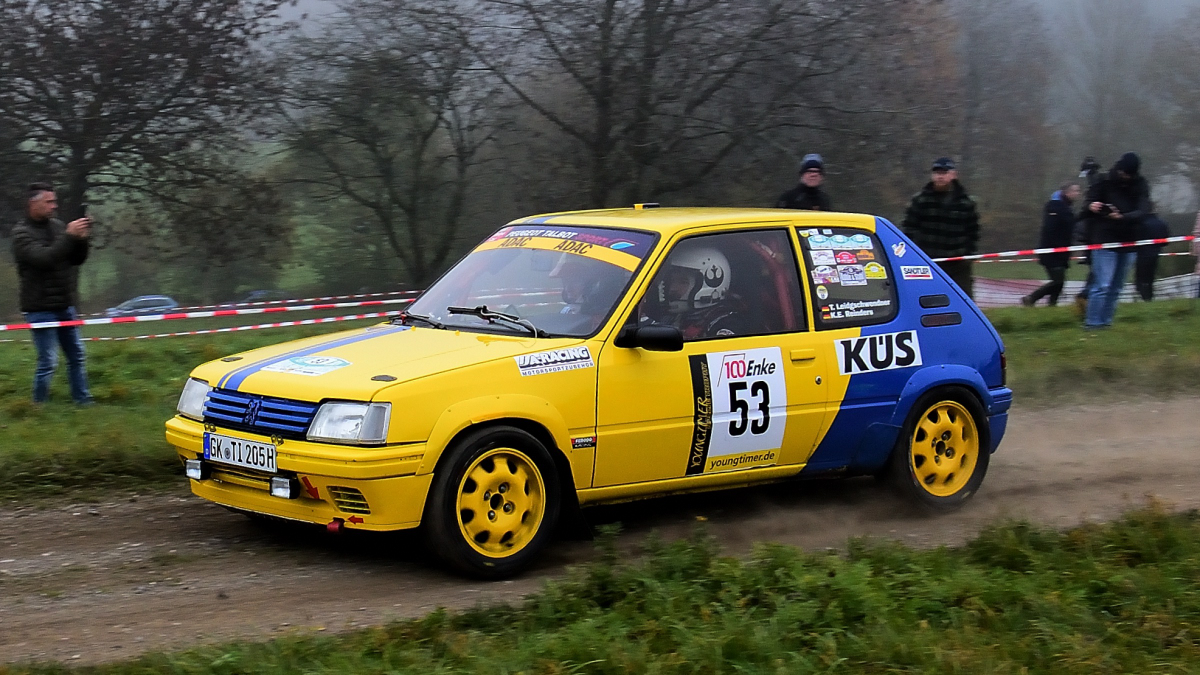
[[837, 331, 923, 375], [686, 347, 786, 475], [514, 346, 594, 376]]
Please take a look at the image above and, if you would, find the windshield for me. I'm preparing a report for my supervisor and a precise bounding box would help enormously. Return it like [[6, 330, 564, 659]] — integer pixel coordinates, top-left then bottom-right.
[[408, 225, 658, 337]]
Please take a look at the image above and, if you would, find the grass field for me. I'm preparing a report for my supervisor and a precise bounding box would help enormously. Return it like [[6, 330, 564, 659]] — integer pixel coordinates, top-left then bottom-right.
[[9, 505, 1200, 674], [0, 299, 1197, 499]]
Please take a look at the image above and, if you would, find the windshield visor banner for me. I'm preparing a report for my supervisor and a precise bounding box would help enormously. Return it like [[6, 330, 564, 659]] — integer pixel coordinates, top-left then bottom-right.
[[475, 226, 656, 271]]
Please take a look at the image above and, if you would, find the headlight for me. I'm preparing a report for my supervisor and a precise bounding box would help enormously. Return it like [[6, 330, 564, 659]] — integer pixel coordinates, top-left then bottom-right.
[[307, 402, 391, 445], [177, 378, 211, 421]]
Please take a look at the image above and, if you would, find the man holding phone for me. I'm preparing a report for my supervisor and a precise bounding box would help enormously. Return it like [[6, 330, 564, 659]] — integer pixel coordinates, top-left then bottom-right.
[[1081, 153, 1151, 329], [10, 182, 94, 404]]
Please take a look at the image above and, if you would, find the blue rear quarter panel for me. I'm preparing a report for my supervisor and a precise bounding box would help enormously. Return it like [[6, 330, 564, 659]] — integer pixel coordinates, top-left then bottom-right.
[[801, 218, 1011, 475]]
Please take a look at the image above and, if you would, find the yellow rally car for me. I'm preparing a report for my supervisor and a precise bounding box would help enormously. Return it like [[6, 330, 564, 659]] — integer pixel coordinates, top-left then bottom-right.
[[167, 207, 1012, 577]]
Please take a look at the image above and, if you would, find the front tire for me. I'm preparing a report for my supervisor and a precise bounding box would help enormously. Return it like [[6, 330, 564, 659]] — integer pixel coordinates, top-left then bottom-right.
[[424, 425, 561, 579], [889, 388, 989, 512]]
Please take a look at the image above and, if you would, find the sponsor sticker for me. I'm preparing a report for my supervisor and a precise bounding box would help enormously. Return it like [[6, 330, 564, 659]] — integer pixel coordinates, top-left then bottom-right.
[[891, 242, 907, 258], [810, 250, 836, 266], [821, 299, 892, 321], [816, 284, 829, 300], [836, 331, 923, 375], [837, 264, 867, 286], [831, 234, 851, 249], [808, 234, 832, 249], [261, 355, 351, 377], [835, 251, 858, 265], [571, 436, 597, 450], [856, 249, 875, 261], [812, 265, 841, 285], [851, 234, 873, 249], [687, 348, 786, 475], [864, 262, 888, 279], [514, 346, 595, 376], [901, 265, 933, 280]]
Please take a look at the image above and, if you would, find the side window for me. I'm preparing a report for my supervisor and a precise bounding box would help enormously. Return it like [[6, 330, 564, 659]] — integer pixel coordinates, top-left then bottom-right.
[[633, 229, 806, 341], [797, 228, 898, 329]]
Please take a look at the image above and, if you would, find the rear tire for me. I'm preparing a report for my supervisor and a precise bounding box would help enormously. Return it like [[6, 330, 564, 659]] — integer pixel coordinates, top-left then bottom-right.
[[423, 425, 561, 579], [889, 387, 989, 513]]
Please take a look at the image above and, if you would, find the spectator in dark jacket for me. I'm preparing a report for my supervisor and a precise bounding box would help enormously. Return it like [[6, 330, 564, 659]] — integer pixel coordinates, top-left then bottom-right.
[[1023, 181, 1081, 307], [776, 154, 832, 211], [10, 183, 93, 404], [1134, 207, 1169, 301], [1083, 152, 1151, 328], [901, 157, 980, 299]]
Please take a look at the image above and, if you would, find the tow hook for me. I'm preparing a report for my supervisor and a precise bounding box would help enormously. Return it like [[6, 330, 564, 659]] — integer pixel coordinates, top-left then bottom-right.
[[326, 518, 344, 534]]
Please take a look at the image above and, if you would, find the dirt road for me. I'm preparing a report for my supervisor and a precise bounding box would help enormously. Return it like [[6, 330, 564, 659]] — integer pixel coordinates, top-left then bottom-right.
[[2, 397, 1198, 665]]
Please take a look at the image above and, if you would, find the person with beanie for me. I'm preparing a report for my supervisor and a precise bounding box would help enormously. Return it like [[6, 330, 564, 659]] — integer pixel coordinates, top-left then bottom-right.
[[1082, 152, 1151, 328], [901, 157, 981, 299], [1023, 181, 1082, 307], [776, 153, 832, 211]]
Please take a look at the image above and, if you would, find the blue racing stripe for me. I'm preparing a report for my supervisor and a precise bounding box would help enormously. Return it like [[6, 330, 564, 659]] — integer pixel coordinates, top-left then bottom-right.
[[217, 325, 408, 391]]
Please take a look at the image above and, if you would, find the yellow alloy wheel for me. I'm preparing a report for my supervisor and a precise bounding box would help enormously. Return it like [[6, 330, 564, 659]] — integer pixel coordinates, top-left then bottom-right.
[[456, 447, 546, 558], [909, 400, 979, 498]]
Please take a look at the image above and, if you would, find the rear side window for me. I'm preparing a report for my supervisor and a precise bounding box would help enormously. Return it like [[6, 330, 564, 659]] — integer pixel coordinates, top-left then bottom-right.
[[796, 227, 898, 329]]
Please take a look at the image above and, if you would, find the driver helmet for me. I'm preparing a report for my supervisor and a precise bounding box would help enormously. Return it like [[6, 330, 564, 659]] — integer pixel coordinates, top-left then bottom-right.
[[659, 244, 730, 312]]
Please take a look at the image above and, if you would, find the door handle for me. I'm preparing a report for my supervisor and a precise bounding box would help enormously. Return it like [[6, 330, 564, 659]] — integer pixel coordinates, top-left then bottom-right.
[[790, 349, 816, 362]]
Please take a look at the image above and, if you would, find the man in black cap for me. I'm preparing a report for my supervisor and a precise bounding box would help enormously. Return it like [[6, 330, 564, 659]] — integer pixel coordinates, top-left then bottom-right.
[[1082, 152, 1151, 328], [775, 153, 832, 211], [901, 157, 981, 298]]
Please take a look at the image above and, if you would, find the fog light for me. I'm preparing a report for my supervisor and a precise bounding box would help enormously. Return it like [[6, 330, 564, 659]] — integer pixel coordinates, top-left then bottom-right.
[[270, 476, 300, 499], [185, 459, 208, 480]]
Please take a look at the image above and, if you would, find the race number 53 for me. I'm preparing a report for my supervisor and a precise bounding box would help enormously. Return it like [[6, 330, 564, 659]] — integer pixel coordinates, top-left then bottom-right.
[[687, 347, 787, 474]]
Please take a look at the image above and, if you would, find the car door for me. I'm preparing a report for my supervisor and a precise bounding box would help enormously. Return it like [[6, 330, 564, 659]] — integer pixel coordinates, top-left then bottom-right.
[[592, 227, 831, 488]]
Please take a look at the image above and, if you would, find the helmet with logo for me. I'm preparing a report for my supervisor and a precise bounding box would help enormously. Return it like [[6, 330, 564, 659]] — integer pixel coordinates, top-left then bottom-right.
[[659, 244, 731, 311]]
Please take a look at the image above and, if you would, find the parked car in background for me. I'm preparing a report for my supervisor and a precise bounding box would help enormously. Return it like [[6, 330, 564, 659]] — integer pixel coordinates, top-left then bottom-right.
[[237, 290, 290, 304], [104, 295, 179, 318]]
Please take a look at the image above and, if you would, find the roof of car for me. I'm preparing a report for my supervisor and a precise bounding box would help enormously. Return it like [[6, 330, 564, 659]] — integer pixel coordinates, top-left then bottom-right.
[[507, 207, 878, 236]]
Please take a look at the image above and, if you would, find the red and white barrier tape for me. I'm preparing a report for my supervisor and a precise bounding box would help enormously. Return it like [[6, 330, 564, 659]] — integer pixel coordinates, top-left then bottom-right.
[[1, 298, 414, 332], [83, 310, 403, 342], [0, 311, 403, 343], [932, 235, 1195, 263], [95, 290, 421, 316], [976, 251, 1196, 264]]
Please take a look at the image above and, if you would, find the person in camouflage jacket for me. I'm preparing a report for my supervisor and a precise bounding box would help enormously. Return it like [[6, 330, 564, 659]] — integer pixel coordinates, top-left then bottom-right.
[[901, 157, 980, 299]]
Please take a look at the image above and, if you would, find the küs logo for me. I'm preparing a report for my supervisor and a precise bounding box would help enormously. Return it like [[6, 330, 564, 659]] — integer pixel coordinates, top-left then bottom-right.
[[836, 331, 922, 375]]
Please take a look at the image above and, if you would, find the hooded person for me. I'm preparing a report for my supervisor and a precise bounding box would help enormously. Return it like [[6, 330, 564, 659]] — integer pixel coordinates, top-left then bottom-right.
[[775, 154, 833, 211], [1082, 152, 1152, 327], [1023, 181, 1082, 307]]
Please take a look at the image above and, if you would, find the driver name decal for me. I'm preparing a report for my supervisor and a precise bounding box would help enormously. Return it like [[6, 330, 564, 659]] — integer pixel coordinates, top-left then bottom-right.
[[686, 347, 786, 475], [514, 346, 594, 376], [836, 331, 923, 375]]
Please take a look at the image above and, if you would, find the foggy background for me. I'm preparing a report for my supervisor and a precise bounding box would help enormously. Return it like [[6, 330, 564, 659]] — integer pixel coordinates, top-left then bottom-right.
[[2, 0, 1199, 313]]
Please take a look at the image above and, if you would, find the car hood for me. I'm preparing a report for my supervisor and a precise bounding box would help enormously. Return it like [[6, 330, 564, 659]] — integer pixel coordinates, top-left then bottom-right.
[[190, 324, 585, 401]]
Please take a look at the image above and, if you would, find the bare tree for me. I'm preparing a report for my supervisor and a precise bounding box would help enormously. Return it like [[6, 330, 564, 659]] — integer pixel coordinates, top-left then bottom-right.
[[465, 0, 905, 208], [278, 0, 496, 285], [1052, 0, 1159, 163], [0, 0, 290, 220]]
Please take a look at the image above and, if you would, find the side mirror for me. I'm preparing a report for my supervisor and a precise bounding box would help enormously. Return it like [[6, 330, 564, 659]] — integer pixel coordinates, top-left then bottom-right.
[[615, 324, 683, 352]]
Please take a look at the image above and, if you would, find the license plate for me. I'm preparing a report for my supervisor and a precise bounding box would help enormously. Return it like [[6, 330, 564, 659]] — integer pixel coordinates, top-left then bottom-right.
[[203, 433, 277, 473]]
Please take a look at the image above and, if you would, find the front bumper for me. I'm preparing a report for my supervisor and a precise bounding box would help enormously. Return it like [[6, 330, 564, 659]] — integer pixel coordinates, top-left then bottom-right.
[[166, 416, 432, 531]]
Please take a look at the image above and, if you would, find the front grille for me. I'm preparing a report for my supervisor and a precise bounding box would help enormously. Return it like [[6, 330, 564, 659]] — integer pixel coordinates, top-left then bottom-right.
[[204, 388, 320, 440], [211, 466, 271, 491], [328, 486, 371, 514]]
